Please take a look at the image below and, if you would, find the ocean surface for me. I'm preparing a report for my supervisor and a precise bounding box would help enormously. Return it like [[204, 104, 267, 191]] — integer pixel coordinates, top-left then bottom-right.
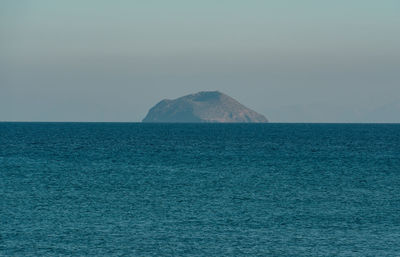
[[1, 123, 400, 256]]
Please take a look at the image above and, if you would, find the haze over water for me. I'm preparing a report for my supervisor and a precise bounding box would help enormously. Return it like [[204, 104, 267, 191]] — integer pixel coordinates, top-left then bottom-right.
[[1, 1, 400, 122]]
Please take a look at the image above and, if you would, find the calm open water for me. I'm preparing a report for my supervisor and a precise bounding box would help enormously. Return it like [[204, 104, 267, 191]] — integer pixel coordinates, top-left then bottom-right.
[[1, 123, 400, 256]]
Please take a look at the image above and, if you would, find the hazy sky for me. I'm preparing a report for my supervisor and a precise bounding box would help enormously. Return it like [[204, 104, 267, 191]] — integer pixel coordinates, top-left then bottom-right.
[[1, 0, 399, 122]]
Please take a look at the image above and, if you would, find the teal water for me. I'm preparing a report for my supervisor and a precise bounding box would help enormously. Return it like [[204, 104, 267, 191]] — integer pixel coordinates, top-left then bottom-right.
[[1, 123, 400, 256]]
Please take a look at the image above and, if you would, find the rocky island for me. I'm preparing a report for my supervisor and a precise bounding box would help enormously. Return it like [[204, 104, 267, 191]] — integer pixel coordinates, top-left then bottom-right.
[[142, 91, 268, 123]]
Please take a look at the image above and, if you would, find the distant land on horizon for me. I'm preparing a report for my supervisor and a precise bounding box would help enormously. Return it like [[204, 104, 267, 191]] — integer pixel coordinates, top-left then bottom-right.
[[267, 100, 400, 123], [142, 91, 268, 123]]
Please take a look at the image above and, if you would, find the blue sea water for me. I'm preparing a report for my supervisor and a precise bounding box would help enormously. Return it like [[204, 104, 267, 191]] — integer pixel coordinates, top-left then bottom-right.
[[1, 123, 400, 256]]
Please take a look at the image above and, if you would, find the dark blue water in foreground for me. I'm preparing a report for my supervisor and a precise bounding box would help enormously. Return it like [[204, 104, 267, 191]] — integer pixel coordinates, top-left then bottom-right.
[[1, 123, 400, 256]]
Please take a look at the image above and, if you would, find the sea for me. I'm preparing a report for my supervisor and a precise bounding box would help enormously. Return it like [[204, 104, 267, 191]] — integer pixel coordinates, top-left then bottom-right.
[[1, 123, 400, 256]]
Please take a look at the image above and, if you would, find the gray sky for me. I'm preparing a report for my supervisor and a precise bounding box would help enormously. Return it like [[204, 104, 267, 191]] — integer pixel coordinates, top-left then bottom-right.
[[1, 0, 400, 122]]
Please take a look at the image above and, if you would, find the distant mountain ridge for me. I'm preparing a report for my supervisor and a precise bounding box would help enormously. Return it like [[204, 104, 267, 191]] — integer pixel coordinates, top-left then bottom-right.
[[267, 100, 400, 123], [142, 91, 268, 123]]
